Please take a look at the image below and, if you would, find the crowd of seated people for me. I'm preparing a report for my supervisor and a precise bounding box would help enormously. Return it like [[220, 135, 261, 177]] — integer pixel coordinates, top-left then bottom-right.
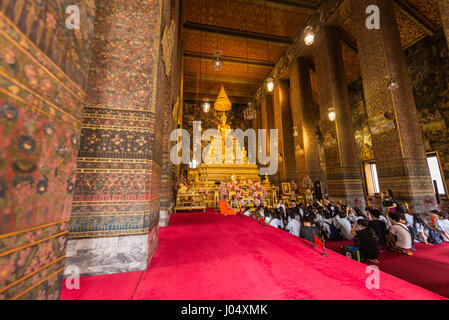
[[241, 193, 449, 264]]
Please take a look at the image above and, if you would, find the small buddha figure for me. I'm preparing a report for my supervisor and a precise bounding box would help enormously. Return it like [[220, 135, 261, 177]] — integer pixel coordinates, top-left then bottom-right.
[[263, 174, 269, 183], [178, 183, 188, 194]]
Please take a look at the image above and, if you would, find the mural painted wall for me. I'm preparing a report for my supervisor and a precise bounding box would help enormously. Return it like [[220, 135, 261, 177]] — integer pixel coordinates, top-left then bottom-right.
[[405, 30, 449, 194], [0, 0, 96, 300], [347, 30, 449, 201]]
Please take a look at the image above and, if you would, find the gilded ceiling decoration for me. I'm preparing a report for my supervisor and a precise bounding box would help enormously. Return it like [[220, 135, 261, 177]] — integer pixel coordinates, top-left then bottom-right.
[[183, 0, 445, 102]]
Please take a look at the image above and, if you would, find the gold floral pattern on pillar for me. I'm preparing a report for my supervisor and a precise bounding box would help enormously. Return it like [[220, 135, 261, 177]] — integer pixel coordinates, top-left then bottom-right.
[[162, 20, 175, 77]]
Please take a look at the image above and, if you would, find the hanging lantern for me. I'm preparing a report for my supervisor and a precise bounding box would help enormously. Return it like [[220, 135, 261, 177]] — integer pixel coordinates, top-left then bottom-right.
[[386, 73, 399, 91], [266, 77, 274, 92], [328, 108, 336, 121], [202, 102, 211, 113], [292, 126, 299, 137], [244, 101, 257, 120], [304, 26, 315, 46], [213, 50, 223, 71]]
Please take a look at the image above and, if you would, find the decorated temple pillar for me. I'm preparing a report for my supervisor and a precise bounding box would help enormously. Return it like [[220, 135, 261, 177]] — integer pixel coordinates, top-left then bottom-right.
[[264, 93, 279, 185], [260, 94, 274, 180], [273, 80, 297, 183], [65, 0, 172, 276], [314, 26, 365, 207], [351, 0, 436, 211], [159, 0, 181, 227], [288, 58, 325, 189], [437, 0, 449, 49]]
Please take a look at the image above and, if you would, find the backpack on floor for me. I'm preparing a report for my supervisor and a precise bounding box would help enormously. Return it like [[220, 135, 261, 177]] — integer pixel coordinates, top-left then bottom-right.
[[324, 221, 342, 241], [427, 229, 443, 245], [340, 246, 361, 262]]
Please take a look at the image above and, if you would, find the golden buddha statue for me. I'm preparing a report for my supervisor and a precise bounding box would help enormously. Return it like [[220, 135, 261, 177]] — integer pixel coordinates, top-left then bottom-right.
[[263, 174, 269, 183], [218, 113, 231, 138], [178, 183, 188, 194]]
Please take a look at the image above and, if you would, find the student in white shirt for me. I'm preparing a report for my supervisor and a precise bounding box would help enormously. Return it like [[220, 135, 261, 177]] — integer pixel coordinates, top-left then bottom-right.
[[387, 212, 413, 255], [258, 206, 265, 218], [404, 212, 414, 227], [277, 200, 286, 212], [379, 213, 392, 230], [333, 207, 354, 240], [270, 210, 284, 229], [286, 212, 301, 237], [431, 210, 449, 242], [412, 213, 431, 245], [264, 211, 273, 225], [243, 206, 251, 217]]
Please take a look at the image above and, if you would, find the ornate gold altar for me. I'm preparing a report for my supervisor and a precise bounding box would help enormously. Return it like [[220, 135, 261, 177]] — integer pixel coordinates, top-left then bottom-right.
[[176, 86, 278, 209]]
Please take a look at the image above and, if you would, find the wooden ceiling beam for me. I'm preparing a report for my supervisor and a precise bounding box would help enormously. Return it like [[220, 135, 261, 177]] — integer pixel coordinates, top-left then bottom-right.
[[339, 30, 358, 54], [393, 0, 437, 36], [234, 0, 318, 14], [183, 98, 249, 105], [184, 51, 275, 68], [183, 88, 253, 98], [183, 21, 292, 45], [183, 73, 262, 85]]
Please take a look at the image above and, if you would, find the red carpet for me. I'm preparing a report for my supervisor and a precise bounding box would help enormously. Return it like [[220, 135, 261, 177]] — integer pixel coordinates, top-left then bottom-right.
[[325, 239, 449, 299], [61, 211, 444, 300]]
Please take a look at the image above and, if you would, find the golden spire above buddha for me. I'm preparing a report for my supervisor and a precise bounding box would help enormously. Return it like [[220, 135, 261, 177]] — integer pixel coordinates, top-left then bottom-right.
[[214, 85, 231, 111]]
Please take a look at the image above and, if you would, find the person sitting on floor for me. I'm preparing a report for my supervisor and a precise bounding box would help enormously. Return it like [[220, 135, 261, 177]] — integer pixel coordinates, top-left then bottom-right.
[[300, 215, 320, 243], [264, 210, 273, 225], [368, 209, 388, 252], [286, 211, 301, 237], [298, 203, 305, 217], [333, 207, 354, 240], [404, 210, 414, 228], [351, 219, 380, 264], [277, 199, 286, 212], [258, 206, 265, 219], [243, 206, 251, 217], [290, 200, 297, 208], [399, 212, 415, 250], [279, 206, 288, 227], [378, 211, 392, 230], [348, 206, 365, 231], [387, 212, 413, 255], [270, 210, 284, 230], [430, 210, 449, 242], [412, 213, 433, 245], [219, 196, 236, 216]]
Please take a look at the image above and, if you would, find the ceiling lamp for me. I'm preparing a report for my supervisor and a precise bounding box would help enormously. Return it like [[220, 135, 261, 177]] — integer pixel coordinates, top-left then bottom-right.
[[266, 77, 274, 92], [304, 26, 315, 46], [328, 108, 336, 122], [387, 73, 399, 91], [244, 101, 257, 120], [202, 101, 211, 113], [292, 126, 299, 137], [213, 50, 223, 71]]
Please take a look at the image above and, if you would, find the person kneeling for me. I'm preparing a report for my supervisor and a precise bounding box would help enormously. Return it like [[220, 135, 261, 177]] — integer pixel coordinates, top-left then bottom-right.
[[219, 197, 236, 216], [351, 219, 379, 264], [286, 211, 301, 237], [300, 215, 320, 243], [387, 212, 413, 255]]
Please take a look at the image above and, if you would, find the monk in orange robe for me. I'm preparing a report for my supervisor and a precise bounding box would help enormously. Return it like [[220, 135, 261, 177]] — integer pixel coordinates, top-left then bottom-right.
[[219, 198, 236, 216]]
